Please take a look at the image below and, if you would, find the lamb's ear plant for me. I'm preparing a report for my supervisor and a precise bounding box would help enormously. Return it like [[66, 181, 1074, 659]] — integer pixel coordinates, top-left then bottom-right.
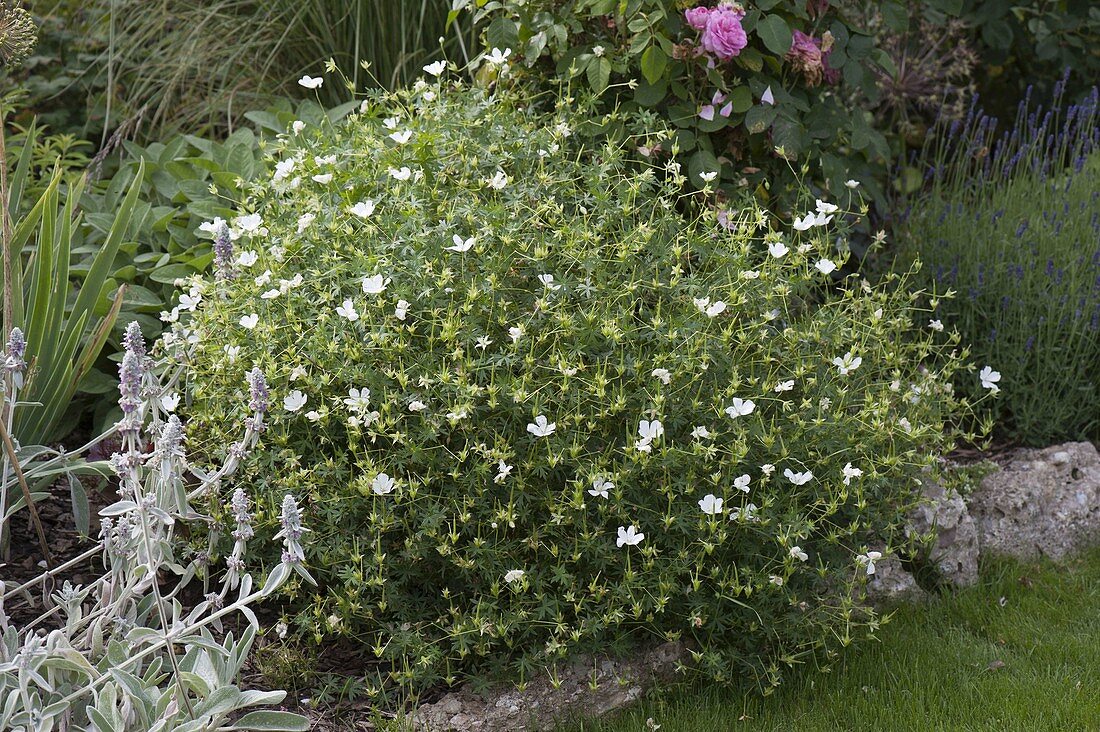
[[0, 321, 312, 731]]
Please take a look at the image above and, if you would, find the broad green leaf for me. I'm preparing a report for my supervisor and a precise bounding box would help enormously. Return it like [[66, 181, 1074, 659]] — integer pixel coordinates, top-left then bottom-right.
[[640, 46, 667, 84], [756, 15, 792, 56], [587, 57, 611, 92]]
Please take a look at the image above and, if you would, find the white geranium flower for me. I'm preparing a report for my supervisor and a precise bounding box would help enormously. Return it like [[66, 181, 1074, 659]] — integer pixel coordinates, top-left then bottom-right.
[[526, 414, 556, 437], [815, 199, 838, 215], [842, 462, 863, 485], [790, 546, 809, 562], [408, 400, 427, 412], [178, 292, 201, 311], [362, 274, 390, 294], [635, 420, 664, 453], [273, 158, 296, 182], [725, 398, 756, 418], [279, 274, 303, 293], [298, 75, 323, 89], [254, 270, 272, 287], [616, 525, 644, 547], [486, 170, 509, 189], [160, 393, 180, 412], [350, 200, 376, 218], [537, 274, 561, 291], [504, 569, 525, 584], [783, 468, 813, 486], [899, 417, 913, 431], [447, 234, 475, 253], [292, 120, 305, 135], [388, 166, 413, 181], [691, 425, 712, 439], [344, 388, 371, 413], [813, 211, 834, 226], [792, 213, 815, 231], [315, 154, 336, 166], [260, 289, 280, 300], [284, 390, 307, 412], [486, 47, 512, 66], [775, 380, 795, 393], [389, 130, 413, 144], [698, 494, 724, 515], [475, 336, 493, 350], [371, 473, 396, 495], [493, 460, 513, 484], [815, 258, 837, 275], [761, 463, 775, 476], [336, 299, 359, 321], [395, 299, 410, 320], [508, 326, 524, 342], [589, 476, 613, 499], [289, 366, 307, 381], [234, 213, 263, 234], [382, 116, 400, 130], [734, 474, 751, 493], [296, 213, 315, 233], [224, 345, 239, 364], [237, 250, 258, 267], [199, 217, 227, 235], [845, 179, 861, 189], [761, 85, 775, 105], [424, 60, 447, 77], [832, 351, 862, 375], [979, 366, 1001, 393], [239, 313, 259, 329], [769, 575, 784, 586], [305, 410, 321, 422], [929, 319, 944, 332], [651, 368, 671, 385], [768, 241, 789, 258], [729, 502, 759, 522], [856, 550, 882, 575], [693, 297, 727, 317], [311, 173, 333, 184], [700, 170, 718, 183]]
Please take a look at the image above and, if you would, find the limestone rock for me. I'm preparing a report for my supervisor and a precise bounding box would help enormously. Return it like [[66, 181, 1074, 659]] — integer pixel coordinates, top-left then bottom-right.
[[412, 641, 686, 732], [967, 441, 1100, 561]]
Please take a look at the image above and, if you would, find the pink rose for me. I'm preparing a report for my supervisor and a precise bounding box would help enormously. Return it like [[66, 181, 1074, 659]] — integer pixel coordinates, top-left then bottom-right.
[[684, 6, 711, 32], [700, 7, 748, 60]]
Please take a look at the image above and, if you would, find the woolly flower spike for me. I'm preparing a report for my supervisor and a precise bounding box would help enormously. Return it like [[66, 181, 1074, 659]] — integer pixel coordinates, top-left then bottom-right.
[[275, 494, 309, 564], [247, 368, 269, 414], [212, 220, 234, 280], [616, 525, 644, 547], [123, 321, 146, 360], [856, 551, 882, 575], [230, 488, 254, 542], [980, 366, 1001, 393], [4, 327, 26, 382]]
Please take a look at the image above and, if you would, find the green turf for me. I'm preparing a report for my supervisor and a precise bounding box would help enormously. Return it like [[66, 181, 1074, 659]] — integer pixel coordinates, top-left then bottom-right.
[[565, 550, 1100, 732]]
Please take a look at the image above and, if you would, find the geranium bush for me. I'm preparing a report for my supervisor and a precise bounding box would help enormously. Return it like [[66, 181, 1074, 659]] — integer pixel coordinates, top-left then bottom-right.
[[177, 76, 979, 700]]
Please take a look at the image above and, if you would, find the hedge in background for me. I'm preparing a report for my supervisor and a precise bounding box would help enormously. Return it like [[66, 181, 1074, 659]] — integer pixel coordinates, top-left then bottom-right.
[[174, 77, 979, 700]]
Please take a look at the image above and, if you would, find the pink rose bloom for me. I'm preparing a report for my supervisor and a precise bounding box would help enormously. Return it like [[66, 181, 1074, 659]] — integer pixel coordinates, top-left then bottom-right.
[[684, 6, 711, 32], [700, 6, 747, 60]]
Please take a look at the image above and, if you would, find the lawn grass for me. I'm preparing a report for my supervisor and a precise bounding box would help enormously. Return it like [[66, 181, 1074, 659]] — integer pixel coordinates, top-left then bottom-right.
[[566, 550, 1100, 732]]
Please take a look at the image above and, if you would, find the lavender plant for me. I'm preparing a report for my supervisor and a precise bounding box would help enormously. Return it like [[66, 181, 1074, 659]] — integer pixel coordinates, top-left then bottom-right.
[[177, 74, 985, 702], [899, 76, 1100, 444], [0, 321, 311, 731]]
